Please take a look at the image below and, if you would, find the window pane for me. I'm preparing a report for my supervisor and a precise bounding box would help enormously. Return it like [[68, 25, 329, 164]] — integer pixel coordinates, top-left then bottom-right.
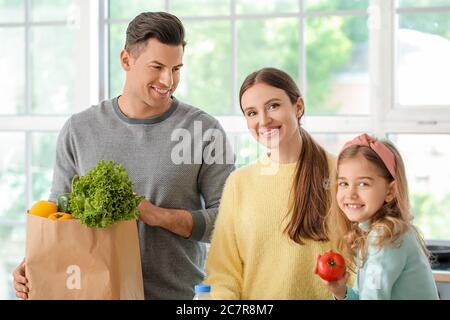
[[237, 18, 299, 101], [0, 27, 25, 114], [0, 225, 25, 300], [399, 0, 450, 7], [305, 0, 369, 11], [305, 16, 369, 115], [31, 132, 58, 203], [109, 0, 165, 20], [109, 24, 127, 99], [397, 12, 450, 106], [0, 0, 24, 23], [177, 20, 231, 115], [171, 0, 230, 16], [31, 0, 75, 22], [312, 133, 362, 156], [228, 132, 261, 167], [389, 134, 450, 241], [236, 0, 298, 14], [0, 133, 25, 222], [31, 26, 77, 114]]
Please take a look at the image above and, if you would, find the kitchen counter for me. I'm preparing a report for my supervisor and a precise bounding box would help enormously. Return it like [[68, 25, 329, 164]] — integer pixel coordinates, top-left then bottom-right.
[[433, 270, 450, 283]]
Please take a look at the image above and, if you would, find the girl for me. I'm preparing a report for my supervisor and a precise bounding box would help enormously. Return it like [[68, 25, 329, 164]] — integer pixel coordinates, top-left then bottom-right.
[[323, 133, 439, 300], [205, 67, 335, 299]]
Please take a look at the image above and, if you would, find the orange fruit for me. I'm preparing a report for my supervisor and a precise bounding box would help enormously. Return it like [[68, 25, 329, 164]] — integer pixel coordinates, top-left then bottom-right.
[[48, 212, 73, 221], [28, 200, 58, 218]]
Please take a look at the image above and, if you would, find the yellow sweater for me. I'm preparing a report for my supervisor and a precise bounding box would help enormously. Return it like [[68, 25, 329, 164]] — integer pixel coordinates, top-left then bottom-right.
[[205, 155, 335, 300]]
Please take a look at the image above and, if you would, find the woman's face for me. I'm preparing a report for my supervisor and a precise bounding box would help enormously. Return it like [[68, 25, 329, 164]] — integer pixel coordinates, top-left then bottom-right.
[[241, 82, 303, 149]]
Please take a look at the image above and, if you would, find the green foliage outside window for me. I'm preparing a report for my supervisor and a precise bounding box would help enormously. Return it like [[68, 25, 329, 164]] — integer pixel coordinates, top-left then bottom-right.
[[31, 133, 58, 203], [411, 193, 450, 240], [399, 0, 450, 7], [399, 13, 450, 39]]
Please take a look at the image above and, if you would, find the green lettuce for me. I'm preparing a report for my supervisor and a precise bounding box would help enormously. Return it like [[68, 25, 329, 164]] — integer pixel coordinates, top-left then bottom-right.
[[68, 160, 144, 228]]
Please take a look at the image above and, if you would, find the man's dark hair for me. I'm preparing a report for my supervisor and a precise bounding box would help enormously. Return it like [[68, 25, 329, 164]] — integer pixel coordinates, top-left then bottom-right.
[[125, 12, 186, 57]]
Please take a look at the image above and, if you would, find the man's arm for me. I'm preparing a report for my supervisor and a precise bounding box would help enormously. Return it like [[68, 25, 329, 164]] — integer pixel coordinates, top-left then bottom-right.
[[138, 120, 235, 241], [49, 118, 78, 202], [188, 122, 235, 242], [137, 199, 193, 238]]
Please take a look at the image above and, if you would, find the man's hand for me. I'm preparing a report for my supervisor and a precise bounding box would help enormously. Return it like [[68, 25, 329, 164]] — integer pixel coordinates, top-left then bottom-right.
[[13, 259, 29, 300], [137, 198, 193, 238], [137, 198, 161, 227]]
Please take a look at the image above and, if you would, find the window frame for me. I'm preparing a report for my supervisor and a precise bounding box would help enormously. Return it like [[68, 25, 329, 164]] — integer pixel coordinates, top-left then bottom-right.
[[386, 1, 450, 122], [0, 0, 98, 210]]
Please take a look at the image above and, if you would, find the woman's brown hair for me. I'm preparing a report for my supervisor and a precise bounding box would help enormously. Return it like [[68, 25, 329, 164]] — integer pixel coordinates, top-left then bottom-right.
[[239, 67, 331, 244]]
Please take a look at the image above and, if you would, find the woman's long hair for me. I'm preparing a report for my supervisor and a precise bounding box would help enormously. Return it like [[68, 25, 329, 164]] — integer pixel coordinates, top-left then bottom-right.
[[239, 67, 330, 244], [327, 140, 429, 266]]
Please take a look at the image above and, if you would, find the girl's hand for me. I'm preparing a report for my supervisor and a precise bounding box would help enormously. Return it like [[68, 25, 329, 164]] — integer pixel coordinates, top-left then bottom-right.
[[321, 271, 350, 300]]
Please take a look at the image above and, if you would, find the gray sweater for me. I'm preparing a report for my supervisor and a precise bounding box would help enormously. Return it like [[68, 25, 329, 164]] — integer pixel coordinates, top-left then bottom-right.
[[49, 96, 235, 299]]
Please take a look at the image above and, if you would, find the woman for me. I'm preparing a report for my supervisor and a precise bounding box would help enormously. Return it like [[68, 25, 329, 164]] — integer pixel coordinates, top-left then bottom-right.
[[205, 67, 336, 299]]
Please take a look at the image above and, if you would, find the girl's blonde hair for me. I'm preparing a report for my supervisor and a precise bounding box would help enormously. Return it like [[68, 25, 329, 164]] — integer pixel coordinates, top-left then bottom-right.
[[327, 139, 429, 267]]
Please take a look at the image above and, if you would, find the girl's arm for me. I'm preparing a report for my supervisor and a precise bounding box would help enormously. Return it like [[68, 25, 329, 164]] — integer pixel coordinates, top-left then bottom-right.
[[356, 234, 407, 300]]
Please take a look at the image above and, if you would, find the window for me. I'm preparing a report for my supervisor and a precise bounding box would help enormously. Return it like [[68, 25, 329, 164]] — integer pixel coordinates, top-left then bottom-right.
[[1, 0, 449, 299], [0, 0, 97, 299], [305, 0, 370, 115], [396, 2, 450, 107], [389, 134, 450, 241]]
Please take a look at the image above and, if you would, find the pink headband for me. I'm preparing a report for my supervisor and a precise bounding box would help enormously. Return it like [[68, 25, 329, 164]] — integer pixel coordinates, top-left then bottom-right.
[[338, 134, 397, 179]]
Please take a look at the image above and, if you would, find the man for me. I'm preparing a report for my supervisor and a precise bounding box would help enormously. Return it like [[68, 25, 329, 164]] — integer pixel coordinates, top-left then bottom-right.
[[13, 11, 235, 300]]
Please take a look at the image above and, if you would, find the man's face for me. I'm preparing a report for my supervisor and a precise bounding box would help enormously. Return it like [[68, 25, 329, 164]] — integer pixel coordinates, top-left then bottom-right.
[[122, 38, 184, 111]]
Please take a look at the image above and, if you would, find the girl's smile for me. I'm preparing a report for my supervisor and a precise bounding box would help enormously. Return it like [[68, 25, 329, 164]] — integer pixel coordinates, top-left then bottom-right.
[[337, 153, 395, 223]]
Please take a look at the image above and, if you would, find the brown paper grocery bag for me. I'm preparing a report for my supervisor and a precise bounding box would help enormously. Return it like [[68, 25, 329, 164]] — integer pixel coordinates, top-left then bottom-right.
[[25, 214, 144, 300]]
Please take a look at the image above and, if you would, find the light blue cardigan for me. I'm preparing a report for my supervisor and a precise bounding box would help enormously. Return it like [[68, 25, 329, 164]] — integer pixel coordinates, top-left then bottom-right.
[[345, 222, 439, 300]]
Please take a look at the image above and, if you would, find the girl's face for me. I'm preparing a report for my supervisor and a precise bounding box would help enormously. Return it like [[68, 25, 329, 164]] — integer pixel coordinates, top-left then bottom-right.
[[337, 153, 395, 223], [240, 82, 303, 150]]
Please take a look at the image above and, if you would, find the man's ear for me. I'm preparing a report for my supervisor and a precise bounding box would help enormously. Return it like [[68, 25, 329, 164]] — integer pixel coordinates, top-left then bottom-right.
[[385, 181, 396, 203], [296, 97, 305, 119], [120, 49, 133, 71]]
